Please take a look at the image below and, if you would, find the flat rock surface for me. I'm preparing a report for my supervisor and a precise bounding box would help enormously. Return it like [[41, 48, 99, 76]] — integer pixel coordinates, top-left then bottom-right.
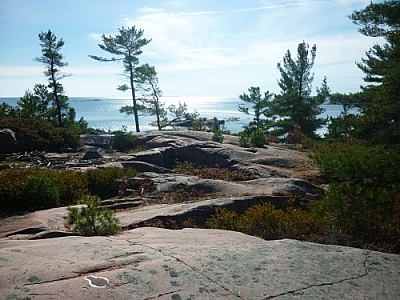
[[1, 227, 399, 299]]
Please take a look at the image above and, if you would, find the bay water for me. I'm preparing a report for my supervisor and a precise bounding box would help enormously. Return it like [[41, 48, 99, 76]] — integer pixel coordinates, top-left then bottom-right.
[[1, 96, 346, 136]]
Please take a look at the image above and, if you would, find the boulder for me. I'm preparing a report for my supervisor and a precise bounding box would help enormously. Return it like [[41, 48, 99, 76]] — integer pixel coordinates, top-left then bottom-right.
[[82, 150, 102, 160], [0, 128, 18, 153]]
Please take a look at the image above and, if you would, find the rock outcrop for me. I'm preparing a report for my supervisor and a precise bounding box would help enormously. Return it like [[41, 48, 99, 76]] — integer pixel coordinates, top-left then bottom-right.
[[5, 131, 397, 299], [0, 128, 18, 153], [1, 228, 399, 299]]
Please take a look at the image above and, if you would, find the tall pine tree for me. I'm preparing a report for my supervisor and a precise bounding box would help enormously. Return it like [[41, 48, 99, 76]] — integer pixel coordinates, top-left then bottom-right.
[[35, 30, 70, 127], [350, 0, 400, 143], [89, 26, 151, 132], [268, 41, 325, 138]]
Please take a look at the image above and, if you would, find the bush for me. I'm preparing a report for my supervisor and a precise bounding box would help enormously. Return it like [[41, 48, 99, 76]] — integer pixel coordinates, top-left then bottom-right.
[[0, 168, 89, 213], [23, 174, 60, 210], [0, 117, 81, 152], [238, 128, 266, 148], [112, 131, 138, 152], [86, 167, 137, 199], [206, 203, 326, 241], [250, 128, 266, 148], [53, 170, 88, 206], [67, 195, 121, 236], [311, 141, 400, 251], [174, 161, 253, 181], [0, 167, 137, 215], [210, 117, 224, 143], [238, 131, 250, 147]]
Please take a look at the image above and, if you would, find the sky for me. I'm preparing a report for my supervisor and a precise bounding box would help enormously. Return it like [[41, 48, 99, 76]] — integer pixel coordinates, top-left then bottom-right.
[[0, 0, 383, 99]]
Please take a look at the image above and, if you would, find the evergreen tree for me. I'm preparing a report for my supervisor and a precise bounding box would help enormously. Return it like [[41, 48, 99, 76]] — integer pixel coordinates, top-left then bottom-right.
[[238, 87, 272, 130], [17, 84, 50, 119], [268, 41, 325, 138], [35, 30, 70, 127], [120, 64, 167, 131], [350, 0, 400, 143], [89, 26, 152, 132]]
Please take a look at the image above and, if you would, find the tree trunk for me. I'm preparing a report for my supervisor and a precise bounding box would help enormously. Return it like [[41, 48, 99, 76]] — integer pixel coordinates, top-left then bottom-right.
[[129, 64, 140, 132]]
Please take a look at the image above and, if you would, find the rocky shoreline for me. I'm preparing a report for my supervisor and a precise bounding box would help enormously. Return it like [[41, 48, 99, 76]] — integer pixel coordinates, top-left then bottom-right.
[[0, 130, 323, 237], [1, 130, 399, 299]]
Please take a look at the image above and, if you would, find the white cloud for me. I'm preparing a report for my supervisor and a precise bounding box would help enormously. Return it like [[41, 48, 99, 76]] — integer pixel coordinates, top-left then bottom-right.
[[0, 65, 43, 77]]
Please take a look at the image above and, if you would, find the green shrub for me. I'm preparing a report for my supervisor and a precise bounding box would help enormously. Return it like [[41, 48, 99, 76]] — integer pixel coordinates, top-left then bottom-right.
[[67, 195, 121, 236], [0, 167, 136, 215], [86, 167, 137, 199], [210, 117, 224, 143], [238, 128, 266, 148], [23, 174, 60, 210], [206, 203, 326, 241], [0, 168, 87, 213], [250, 128, 266, 148], [112, 131, 138, 152], [0, 117, 81, 152], [311, 141, 400, 251], [52, 170, 88, 206], [238, 131, 250, 147], [0, 168, 34, 212], [174, 161, 253, 181], [314, 182, 400, 246]]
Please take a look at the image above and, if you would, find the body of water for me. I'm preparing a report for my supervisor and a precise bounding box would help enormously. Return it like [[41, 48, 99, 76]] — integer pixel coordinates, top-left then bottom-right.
[[1, 96, 349, 136]]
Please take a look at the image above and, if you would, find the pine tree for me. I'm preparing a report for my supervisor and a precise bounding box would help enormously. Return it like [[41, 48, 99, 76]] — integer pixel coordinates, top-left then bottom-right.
[[268, 41, 325, 138], [89, 26, 152, 132], [35, 30, 70, 127], [350, 0, 400, 143]]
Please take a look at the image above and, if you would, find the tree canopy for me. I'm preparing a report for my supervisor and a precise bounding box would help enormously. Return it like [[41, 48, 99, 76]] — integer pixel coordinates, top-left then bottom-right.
[[35, 30, 71, 127], [349, 0, 400, 143], [267, 41, 325, 138]]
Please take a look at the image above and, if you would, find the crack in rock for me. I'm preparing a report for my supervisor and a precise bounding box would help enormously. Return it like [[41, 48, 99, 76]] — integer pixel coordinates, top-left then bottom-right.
[[23, 260, 137, 287], [128, 240, 245, 299], [263, 250, 372, 299], [142, 289, 185, 300]]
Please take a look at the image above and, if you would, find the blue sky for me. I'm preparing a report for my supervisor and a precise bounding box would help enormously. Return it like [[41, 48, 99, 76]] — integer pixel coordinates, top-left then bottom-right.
[[0, 0, 381, 98]]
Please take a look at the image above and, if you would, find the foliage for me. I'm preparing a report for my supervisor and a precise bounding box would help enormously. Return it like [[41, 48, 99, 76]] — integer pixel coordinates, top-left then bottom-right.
[[112, 131, 138, 152], [238, 87, 272, 146], [238, 127, 266, 148], [206, 203, 326, 241], [67, 195, 121, 236], [238, 87, 272, 130], [311, 141, 400, 251], [168, 101, 199, 121], [238, 131, 251, 147], [349, 0, 400, 144], [0, 167, 137, 215], [86, 167, 137, 199], [249, 128, 266, 147], [17, 84, 50, 119], [268, 41, 326, 138], [0, 102, 18, 118], [0, 117, 82, 152], [89, 26, 152, 132], [35, 30, 71, 127], [0, 168, 87, 213], [54, 170, 88, 206], [23, 174, 60, 209], [174, 161, 253, 181], [210, 117, 224, 143], [119, 64, 168, 131]]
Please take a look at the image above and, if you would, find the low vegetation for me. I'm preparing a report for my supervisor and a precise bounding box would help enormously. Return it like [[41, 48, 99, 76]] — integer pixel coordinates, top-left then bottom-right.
[[67, 195, 121, 236], [0, 117, 83, 152], [174, 161, 254, 181], [0, 167, 136, 215], [206, 203, 326, 241]]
